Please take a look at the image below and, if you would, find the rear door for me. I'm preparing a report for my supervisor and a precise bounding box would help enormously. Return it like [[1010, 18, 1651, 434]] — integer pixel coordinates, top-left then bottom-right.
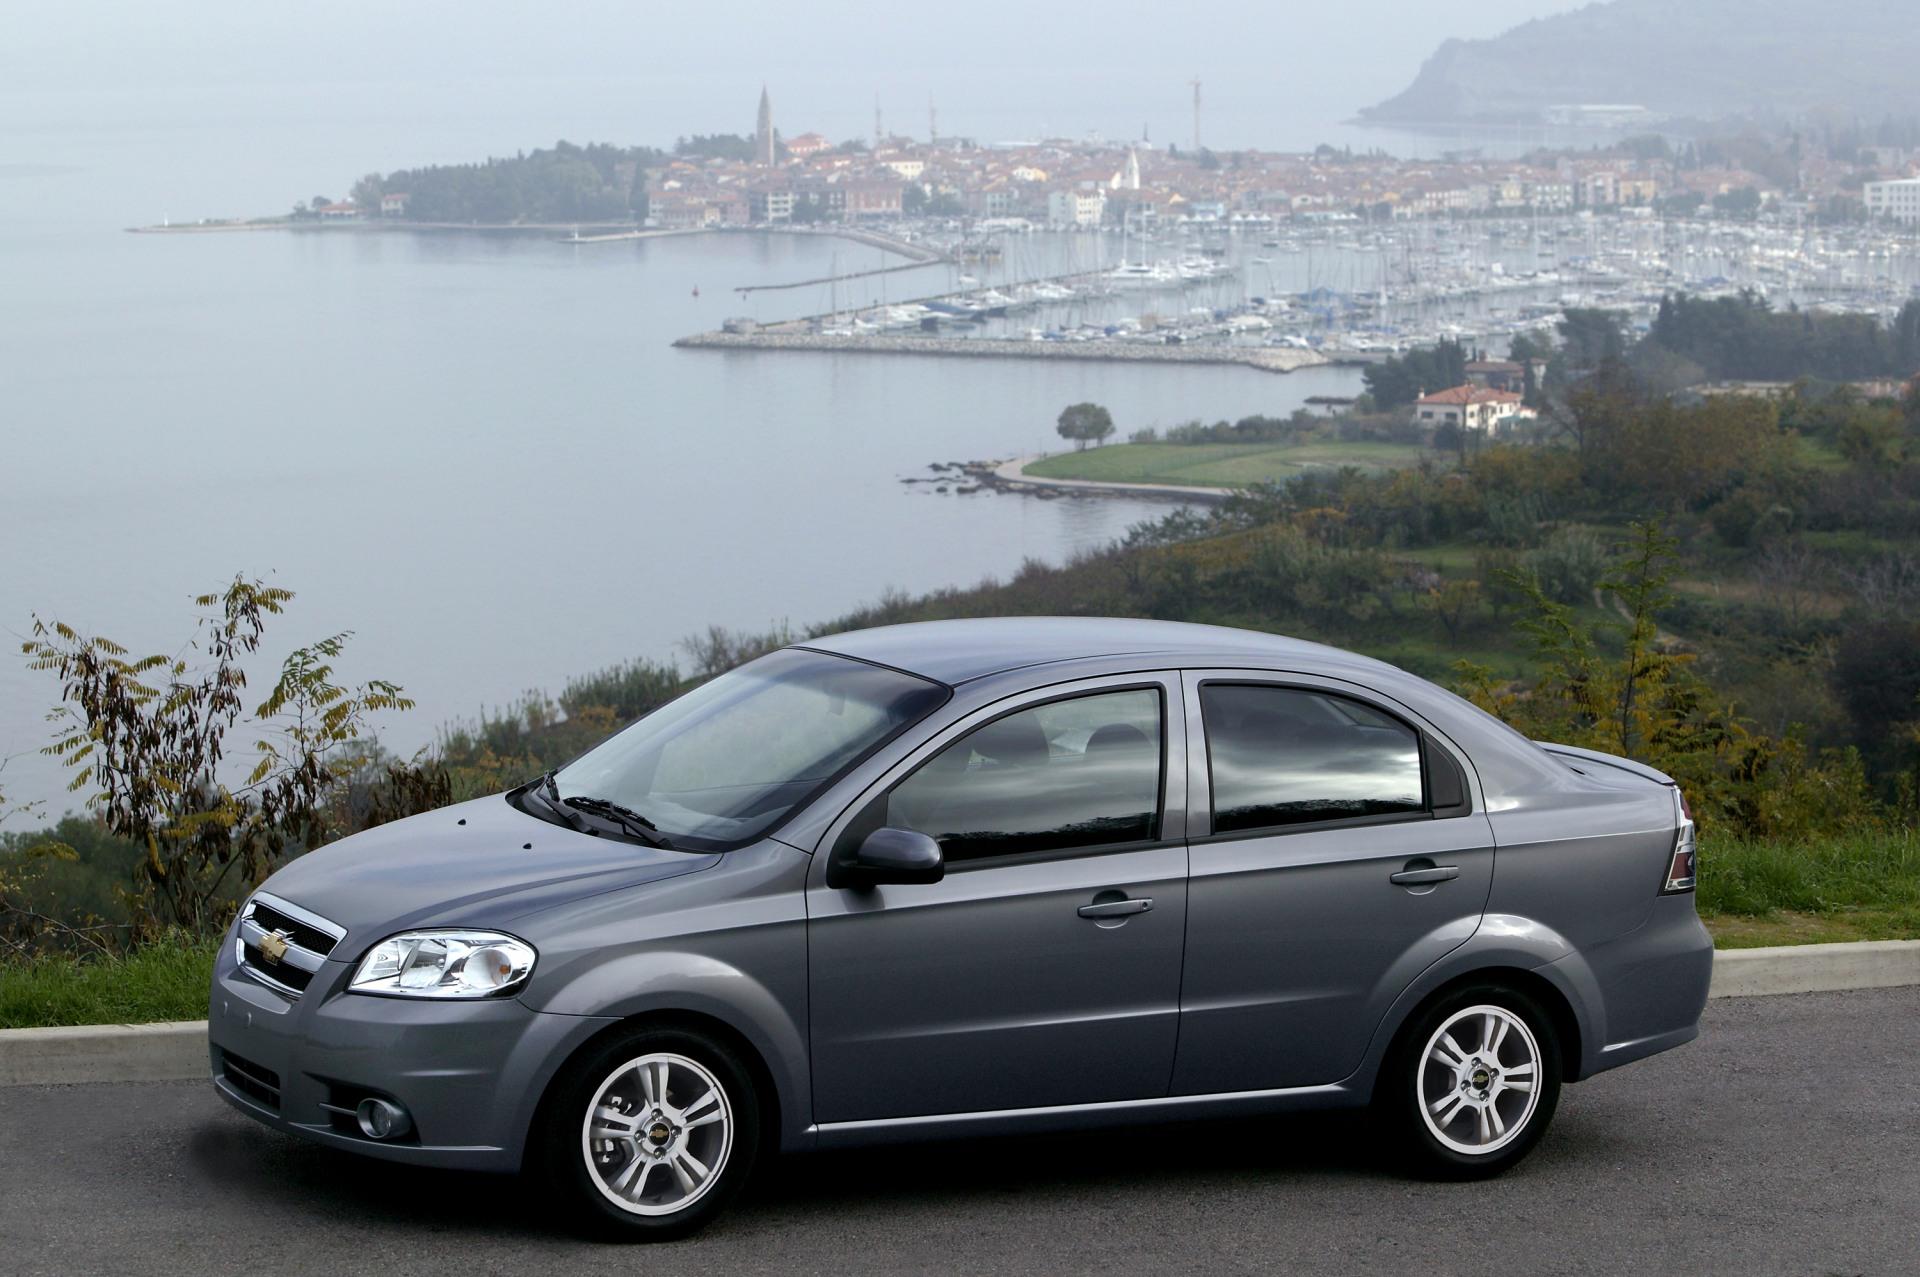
[[806, 673, 1190, 1123], [1172, 670, 1495, 1095]]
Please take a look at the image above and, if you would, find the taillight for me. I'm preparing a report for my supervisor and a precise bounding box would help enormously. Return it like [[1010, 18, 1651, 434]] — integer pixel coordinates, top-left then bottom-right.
[[1663, 791, 1696, 894]]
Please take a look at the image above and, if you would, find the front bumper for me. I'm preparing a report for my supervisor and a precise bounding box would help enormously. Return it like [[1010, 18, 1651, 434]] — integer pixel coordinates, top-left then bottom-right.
[[208, 937, 616, 1172]]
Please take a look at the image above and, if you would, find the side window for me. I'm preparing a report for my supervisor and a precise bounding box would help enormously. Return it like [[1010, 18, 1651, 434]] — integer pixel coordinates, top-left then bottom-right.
[[882, 688, 1164, 864], [1200, 684, 1424, 835]]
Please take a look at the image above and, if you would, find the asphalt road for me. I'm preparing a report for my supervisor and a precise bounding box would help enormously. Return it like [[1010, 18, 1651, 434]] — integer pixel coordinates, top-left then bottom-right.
[[2, 988, 1916, 1277]]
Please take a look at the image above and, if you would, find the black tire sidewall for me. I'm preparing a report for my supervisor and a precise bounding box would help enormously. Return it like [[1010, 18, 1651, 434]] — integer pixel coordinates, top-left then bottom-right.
[[1382, 984, 1563, 1179], [538, 1025, 762, 1240]]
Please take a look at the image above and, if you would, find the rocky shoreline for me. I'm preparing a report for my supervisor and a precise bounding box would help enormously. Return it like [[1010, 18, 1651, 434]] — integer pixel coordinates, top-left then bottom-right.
[[675, 330, 1330, 374], [899, 457, 1231, 505]]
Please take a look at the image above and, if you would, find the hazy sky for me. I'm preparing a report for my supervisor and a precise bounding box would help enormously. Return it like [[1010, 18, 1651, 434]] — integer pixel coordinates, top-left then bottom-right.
[[6, 0, 1591, 157]]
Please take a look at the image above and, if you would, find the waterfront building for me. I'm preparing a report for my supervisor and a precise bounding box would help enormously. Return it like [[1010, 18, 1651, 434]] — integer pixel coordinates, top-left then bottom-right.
[[791, 175, 846, 219], [755, 86, 775, 167], [1414, 385, 1535, 435], [378, 192, 410, 217], [1864, 177, 1920, 224], [316, 201, 361, 221], [843, 181, 904, 219], [748, 182, 794, 223], [1046, 188, 1107, 227]]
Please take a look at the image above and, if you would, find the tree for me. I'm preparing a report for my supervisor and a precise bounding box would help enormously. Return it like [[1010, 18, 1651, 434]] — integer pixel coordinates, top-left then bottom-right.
[[1057, 403, 1115, 450], [1712, 186, 1763, 218], [673, 134, 755, 162], [21, 578, 430, 933], [349, 173, 383, 214], [1457, 523, 1753, 825], [1556, 308, 1628, 372], [1362, 340, 1469, 411]]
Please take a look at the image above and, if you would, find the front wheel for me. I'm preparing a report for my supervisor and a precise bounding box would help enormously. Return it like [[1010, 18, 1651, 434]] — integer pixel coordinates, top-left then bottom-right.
[[537, 1026, 761, 1240], [1378, 986, 1562, 1179]]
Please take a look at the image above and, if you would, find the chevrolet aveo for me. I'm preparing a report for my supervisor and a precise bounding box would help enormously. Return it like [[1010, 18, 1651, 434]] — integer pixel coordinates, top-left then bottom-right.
[[210, 618, 1711, 1239]]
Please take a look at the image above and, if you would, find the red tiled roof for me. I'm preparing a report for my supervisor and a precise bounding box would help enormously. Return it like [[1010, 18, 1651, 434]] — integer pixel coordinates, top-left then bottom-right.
[[1418, 384, 1522, 406]]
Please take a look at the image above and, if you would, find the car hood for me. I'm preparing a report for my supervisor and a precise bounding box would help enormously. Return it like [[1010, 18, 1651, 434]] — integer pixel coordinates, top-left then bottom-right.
[[253, 794, 718, 953]]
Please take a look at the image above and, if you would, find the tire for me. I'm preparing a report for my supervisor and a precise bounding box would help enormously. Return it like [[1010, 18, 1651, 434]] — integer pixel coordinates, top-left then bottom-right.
[[1376, 983, 1563, 1180], [536, 1025, 762, 1240]]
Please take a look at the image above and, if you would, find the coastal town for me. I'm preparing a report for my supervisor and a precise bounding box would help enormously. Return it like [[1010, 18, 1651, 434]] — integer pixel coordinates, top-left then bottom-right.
[[316, 88, 1920, 233], [142, 88, 1920, 414]]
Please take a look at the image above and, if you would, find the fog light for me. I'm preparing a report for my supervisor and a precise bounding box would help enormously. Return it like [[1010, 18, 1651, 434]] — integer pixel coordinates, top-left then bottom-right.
[[355, 1097, 412, 1140]]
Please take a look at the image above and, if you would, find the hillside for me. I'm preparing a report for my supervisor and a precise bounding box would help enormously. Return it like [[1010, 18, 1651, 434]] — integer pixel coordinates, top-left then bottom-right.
[[1363, 0, 1920, 126]]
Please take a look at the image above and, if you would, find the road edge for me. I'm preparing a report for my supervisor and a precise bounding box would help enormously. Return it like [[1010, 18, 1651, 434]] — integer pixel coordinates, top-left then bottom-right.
[[1707, 938, 1920, 999], [0, 1019, 206, 1087], [3, 941, 1916, 1087]]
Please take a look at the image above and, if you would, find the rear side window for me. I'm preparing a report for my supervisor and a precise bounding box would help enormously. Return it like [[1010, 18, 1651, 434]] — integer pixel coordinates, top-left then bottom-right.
[[1201, 684, 1424, 834], [882, 688, 1164, 863]]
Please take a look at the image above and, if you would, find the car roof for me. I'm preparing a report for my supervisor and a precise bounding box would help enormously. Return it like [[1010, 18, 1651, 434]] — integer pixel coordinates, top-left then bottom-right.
[[800, 617, 1394, 686]]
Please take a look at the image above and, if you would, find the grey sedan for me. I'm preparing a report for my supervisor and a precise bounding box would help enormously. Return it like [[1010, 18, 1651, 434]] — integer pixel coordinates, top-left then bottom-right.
[[208, 618, 1711, 1239]]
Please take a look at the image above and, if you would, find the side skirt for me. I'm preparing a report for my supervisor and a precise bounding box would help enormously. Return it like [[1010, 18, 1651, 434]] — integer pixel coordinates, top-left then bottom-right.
[[809, 1081, 1359, 1149]]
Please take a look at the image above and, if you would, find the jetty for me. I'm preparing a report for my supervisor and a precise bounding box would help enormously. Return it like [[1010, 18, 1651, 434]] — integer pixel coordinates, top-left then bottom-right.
[[674, 329, 1328, 374]]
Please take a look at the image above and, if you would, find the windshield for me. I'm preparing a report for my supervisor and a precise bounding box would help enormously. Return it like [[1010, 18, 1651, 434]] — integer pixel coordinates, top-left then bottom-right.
[[550, 648, 946, 851]]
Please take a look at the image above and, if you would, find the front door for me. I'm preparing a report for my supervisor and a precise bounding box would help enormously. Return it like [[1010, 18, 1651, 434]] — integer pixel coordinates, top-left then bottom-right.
[[807, 677, 1189, 1124], [1171, 673, 1496, 1095]]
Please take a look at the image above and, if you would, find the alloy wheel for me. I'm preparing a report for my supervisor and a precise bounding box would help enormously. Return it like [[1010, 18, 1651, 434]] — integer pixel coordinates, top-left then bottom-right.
[[580, 1051, 734, 1217], [1415, 1004, 1542, 1156]]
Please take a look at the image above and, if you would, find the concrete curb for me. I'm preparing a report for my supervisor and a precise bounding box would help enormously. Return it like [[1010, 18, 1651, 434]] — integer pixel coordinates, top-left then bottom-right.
[[2, 941, 1917, 1087], [1708, 939, 1920, 999], [0, 1020, 205, 1087]]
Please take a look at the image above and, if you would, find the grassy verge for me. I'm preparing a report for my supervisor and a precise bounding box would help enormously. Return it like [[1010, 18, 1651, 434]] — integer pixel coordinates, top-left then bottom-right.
[[1698, 829, 1920, 948], [1025, 440, 1429, 488], [0, 939, 217, 1030]]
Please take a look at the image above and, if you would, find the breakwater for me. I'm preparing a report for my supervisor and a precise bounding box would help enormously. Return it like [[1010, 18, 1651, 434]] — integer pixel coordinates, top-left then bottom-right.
[[673, 330, 1330, 374]]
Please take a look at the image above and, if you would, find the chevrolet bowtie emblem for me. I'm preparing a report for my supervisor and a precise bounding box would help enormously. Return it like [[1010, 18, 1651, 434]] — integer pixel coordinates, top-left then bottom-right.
[[258, 931, 290, 964]]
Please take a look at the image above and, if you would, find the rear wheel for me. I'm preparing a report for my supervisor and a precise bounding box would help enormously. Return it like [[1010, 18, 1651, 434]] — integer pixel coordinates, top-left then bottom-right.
[[538, 1026, 761, 1240], [1378, 985, 1562, 1179]]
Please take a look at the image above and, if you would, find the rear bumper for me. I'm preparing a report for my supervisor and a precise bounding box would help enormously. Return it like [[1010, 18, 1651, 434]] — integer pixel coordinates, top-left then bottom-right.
[[207, 938, 615, 1172], [1557, 894, 1714, 1080]]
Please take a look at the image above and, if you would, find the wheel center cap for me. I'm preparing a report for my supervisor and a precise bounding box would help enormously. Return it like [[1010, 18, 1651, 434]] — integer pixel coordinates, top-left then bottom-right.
[[647, 1122, 672, 1146], [1471, 1067, 1493, 1089]]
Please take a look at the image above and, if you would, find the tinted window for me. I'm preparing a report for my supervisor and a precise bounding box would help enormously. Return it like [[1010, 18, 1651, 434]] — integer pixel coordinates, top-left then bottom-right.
[[884, 688, 1163, 863], [555, 648, 946, 850], [1201, 684, 1424, 834]]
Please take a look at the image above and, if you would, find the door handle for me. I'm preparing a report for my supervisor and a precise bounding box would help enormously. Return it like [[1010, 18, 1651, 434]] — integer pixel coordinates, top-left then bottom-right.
[[1390, 865, 1460, 886], [1078, 898, 1153, 919]]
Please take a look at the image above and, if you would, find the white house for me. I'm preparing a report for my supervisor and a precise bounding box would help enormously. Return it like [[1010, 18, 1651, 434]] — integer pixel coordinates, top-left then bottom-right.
[[1413, 384, 1536, 435]]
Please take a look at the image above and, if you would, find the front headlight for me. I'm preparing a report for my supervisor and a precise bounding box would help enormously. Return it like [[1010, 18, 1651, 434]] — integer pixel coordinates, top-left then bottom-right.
[[348, 930, 537, 999]]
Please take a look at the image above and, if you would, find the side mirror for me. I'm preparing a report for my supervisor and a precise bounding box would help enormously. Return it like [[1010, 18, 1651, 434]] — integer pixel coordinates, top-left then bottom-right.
[[828, 827, 944, 889]]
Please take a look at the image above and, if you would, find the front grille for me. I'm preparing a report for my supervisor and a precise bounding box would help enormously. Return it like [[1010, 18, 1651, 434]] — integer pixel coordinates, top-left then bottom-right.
[[221, 1049, 282, 1111], [236, 892, 346, 1001], [247, 899, 340, 958], [239, 940, 315, 993]]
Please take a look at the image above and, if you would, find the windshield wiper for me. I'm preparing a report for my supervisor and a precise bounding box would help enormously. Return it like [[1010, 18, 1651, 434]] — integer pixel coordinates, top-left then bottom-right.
[[561, 794, 678, 850], [522, 770, 592, 833]]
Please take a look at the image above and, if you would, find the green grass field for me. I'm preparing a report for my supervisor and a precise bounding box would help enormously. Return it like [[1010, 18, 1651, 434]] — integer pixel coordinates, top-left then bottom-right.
[[1025, 441, 1430, 489]]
